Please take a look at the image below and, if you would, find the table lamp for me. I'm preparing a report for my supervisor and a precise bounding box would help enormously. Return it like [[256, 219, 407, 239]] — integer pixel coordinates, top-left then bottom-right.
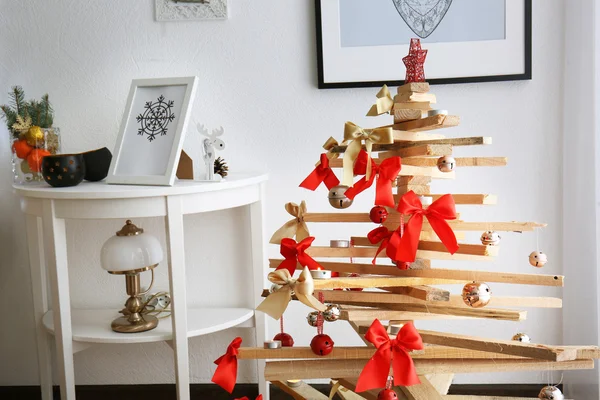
[[101, 220, 163, 333]]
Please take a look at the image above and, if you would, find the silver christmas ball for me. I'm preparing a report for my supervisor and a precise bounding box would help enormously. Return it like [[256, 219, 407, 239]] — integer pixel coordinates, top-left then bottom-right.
[[462, 281, 492, 308], [480, 230, 501, 246], [538, 386, 564, 400], [512, 333, 531, 343], [270, 283, 282, 293], [437, 156, 456, 172], [529, 251, 548, 268], [328, 185, 353, 209], [323, 304, 341, 322], [306, 311, 319, 327]]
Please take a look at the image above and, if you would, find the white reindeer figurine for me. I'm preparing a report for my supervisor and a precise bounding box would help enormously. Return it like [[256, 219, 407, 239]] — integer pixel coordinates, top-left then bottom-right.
[[198, 124, 226, 181]]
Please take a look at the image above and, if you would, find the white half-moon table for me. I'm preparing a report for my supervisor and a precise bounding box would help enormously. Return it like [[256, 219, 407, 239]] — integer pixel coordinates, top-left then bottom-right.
[[14, 174, 270, 400]]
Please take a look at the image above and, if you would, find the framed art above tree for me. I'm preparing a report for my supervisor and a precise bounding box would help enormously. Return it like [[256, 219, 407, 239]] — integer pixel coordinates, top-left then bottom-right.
[[315, 0, 532, 89]]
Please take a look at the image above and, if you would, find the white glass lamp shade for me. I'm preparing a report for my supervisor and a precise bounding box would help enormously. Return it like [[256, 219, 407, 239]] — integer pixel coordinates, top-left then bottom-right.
[[101, 233, 163, 273]]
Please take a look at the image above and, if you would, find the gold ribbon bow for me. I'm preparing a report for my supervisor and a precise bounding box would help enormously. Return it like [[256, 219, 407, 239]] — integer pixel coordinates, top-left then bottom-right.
[[256, 267, 326, 320], [366, 85, 394, 116], [342, 122, 394, 186], [317, 136, 340, 166], [269, 201, 310, 244]]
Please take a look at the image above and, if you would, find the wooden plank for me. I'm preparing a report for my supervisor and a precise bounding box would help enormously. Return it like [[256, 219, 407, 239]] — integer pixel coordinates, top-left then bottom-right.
[[238, 346, 380, 360], [425, 374, 454, 395], [350, 238, 499, 257], [305, 246, 496, 262], [394, 109, 426, 123], [394, 101, 433, 110], [329, 143, 452, 156], [397, 82, 430, 93], [385, 286, 450, 302], [392, 129, 446, 141], [340, 308, 519, 322], [264, 359, 594, 381], [419, 330, 577, 362], [335, 378, 401, 400], [391, 115, 460, 132], [312, 276, 465, 290], [271, 380, 328, 400], [402, 157, 508, 168], [393, 194, 498, 205], [395, 92, 437, 103], [329, 158, 456, 179], [394, 136, 492, 148], [268, 260, 565, 287], [397, 184, 431, 195], [400, 376, 444, 400], [330, 380, 371, 400], [339, 302, 527, 322], [397, 176, 432, 186]]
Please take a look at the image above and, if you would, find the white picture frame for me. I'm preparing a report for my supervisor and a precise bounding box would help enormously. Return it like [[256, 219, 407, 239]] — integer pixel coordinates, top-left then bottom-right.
[[107, 77, 198, 186]]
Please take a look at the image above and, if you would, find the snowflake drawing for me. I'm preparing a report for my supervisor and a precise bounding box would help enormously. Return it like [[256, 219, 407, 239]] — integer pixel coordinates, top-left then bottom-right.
[[136, 95, 176, 142], [392, 0, 453, 38]]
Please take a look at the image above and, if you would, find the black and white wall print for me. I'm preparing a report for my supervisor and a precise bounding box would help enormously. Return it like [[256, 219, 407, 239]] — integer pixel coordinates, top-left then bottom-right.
[[316, 0, 531, 88]]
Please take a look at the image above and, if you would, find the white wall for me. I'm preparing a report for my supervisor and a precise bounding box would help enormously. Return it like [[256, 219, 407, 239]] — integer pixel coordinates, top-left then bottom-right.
[[0, 0, 567, 387]]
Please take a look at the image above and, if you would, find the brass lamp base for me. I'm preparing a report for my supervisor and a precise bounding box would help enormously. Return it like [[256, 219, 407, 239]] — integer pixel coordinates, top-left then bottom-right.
[[111, 314, 159, 333]]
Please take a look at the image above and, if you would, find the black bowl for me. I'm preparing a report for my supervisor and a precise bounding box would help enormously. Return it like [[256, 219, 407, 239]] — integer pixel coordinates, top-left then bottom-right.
[[82, 147, 112, 181], [42, 154, 86, 187]]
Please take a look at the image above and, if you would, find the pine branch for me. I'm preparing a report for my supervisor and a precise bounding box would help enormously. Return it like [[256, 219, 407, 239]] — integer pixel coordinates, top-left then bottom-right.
[[41, 94, 53, 127], [9, 86, 25, 117]]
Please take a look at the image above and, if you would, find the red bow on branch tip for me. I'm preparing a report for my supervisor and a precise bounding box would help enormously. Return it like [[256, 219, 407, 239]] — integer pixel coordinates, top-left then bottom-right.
[[394, 191, 459, 263], [345, 151, 401, 208], [276, 237, 322, 275], [355, 320, 423, 392], [235, 396, 263, 400], [212, 337, 242, 393], [299, 153, 340, 191]]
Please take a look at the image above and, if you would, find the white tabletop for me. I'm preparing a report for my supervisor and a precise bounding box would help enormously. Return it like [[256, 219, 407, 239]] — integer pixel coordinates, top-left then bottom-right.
[[13, 173, 268, 200]]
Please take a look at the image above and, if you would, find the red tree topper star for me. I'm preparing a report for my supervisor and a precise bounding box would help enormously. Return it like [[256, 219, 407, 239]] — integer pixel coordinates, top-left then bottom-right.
[[402, 38, 427, 83]]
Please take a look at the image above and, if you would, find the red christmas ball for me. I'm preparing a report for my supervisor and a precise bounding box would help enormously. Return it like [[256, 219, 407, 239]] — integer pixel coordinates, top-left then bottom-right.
[[377, 389, 398, 400], [273, 332, 294, 347], [310, 334, 334, 356], [369, 206, 389, 224]]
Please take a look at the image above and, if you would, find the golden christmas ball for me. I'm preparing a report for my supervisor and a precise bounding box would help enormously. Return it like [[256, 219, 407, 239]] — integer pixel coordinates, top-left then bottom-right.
[[529, 251, 548, 268], [538, 386, 564, 400], [462, 281, 492, 308], [25, 126, 45, 147], [480, 230, 501, 246], [323, 304, 341, 322], [306, 311, 319, 327], [437, 156, 456, 172], [328, 185, 353, 209], [512, 333, 531, 343]]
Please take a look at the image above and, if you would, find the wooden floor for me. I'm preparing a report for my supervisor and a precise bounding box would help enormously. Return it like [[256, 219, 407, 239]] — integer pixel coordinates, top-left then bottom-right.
[[0, 383, 558, 399]]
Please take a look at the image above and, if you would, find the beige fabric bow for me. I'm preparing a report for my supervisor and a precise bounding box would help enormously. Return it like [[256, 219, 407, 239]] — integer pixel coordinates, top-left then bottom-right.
[[342, 122, 394, 186], [269, 201, 310, 244], [366, 85, 394, 116], [256, 267, 326, 320]]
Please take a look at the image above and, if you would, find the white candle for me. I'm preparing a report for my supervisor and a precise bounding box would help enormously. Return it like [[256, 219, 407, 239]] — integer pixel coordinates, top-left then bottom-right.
[[419, 196, 433, 206], [310, 269, 332, 279], [286, 379, 302, 387], [330, 239, 350, 248], [264, 340, 282, 349]]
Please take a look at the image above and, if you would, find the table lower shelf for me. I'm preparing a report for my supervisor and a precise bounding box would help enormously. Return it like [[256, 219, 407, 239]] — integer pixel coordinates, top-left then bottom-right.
[[42, 307, 255, 344]]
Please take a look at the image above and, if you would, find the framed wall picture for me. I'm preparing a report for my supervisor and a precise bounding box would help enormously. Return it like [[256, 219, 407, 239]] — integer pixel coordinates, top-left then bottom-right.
[[107, 77, 198, 186], [316, 0, 532, 89]]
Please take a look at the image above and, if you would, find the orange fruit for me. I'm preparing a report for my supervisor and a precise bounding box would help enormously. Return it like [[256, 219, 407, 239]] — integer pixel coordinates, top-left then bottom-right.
[[27, 149, 51, 172], [12, 139, 33, 159]]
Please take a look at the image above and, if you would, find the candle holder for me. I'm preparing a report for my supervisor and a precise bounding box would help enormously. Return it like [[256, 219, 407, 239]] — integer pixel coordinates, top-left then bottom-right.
[[264, 340, 282, 349], [310, 269, 332, 279], [330, 239, 350, 248]]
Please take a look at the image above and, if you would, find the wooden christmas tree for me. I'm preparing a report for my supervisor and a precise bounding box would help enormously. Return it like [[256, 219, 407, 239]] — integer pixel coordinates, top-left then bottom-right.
[[212, 39, 599, 400]]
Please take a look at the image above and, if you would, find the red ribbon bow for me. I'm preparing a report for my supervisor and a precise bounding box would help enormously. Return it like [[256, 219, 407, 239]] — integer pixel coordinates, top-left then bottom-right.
[[367, 226, 397, 265], [394, 191, 459, 262], [235, 396, 263, 400], [276, 237, 322, 275], [345, 151, 401, 207], [355, 320, 423, 392], [212, 337, 242, 393], [299, 153, 340, 191]]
